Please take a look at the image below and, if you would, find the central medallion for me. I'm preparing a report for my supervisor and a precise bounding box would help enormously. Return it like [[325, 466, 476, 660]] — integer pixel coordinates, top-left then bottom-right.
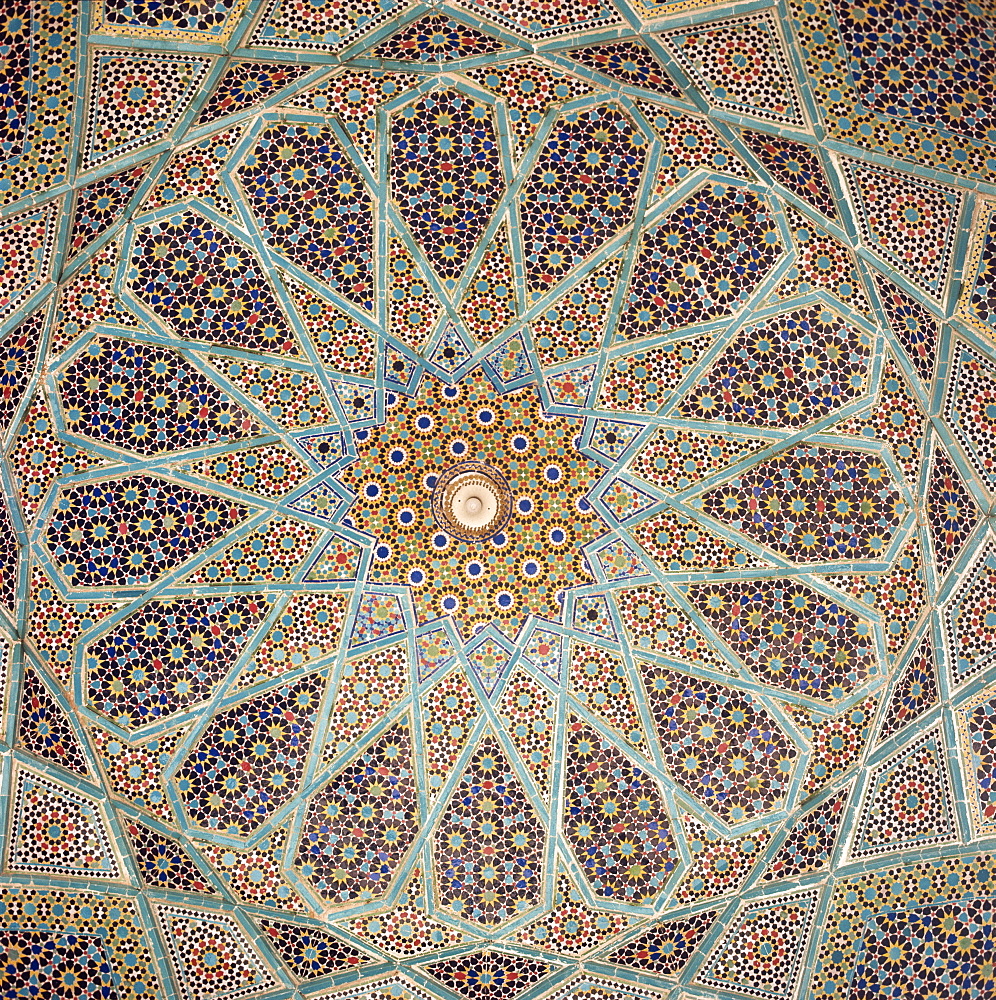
[[431, 461, 512, 542], [331, 368, 610, 636]]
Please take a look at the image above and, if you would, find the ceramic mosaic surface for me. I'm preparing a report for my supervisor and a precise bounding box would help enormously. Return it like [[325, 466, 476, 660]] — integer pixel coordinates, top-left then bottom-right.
[[0, 2, 995, 999]]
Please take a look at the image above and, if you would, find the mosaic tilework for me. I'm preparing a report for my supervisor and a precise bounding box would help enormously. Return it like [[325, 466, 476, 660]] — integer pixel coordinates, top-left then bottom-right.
[[0, 4, 994, 1000]]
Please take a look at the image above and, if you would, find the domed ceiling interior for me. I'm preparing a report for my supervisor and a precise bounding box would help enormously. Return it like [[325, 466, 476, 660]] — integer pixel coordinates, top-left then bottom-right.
[[0, 1, 995, 998]]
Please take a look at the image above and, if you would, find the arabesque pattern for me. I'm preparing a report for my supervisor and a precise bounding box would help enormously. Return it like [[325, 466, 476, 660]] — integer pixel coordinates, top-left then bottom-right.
[[0, 3, 994, 1000]]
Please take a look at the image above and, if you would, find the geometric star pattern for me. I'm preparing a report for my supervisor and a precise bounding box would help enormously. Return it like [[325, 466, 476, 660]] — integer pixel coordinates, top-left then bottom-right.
[[0, 3, 994, 1000]]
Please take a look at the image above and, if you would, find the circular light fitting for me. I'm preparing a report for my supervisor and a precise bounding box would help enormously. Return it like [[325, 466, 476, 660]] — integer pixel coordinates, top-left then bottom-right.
[[431, 462, 512, 542]]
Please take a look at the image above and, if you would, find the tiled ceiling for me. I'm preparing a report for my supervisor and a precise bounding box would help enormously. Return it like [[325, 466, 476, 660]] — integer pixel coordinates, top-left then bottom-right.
[[0, 1, 995, 999]]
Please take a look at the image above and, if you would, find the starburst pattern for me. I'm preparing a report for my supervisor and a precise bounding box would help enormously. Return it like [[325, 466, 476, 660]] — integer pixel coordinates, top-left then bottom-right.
[[0, 5, 992, 1000]]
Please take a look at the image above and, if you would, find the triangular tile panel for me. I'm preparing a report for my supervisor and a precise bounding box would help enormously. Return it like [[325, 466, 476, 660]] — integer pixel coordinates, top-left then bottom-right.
[[8, 768, 122, 879], [387, 230, 444, 350], [638, 100, 752, 196], [547, 363, 596, 406], [532, 255, 622, 368], [250, 0, 421, 52], [786, 695, 879, 797], [420, 667, 480, 799], [94, 0, 252, 41], [566, 39, 682, 99], [283, 273, 378, 377], [9, 392, 107, 523], [632, 427, 768, 494], [423, 950, 555, 998], [285, 70, 424, 172], [957, 685, 996, 838], [878, 633, 940, 743], [459, 227, 517, 344], [237, 592, 348, 688], [833, 351, 925, 484], [772, 206, 872, 314], [670, 816, 770, 905], [141, 124, 244, 218], [16, 663, 91, 776], [83, 50, 212, 165], [0, 498, 16, 612], [614, 584, 734, 673], [0, 304, 45, 439], [740, 130, 837, 219], [695, 888, 819, 999], [180, 441, 313, 499], [452, 0, 621, 39], [925, 441, 981, 579], [325, 641, 409, 757], [371, 15, 510, 62], [598, 478, 658, 522], [873, 275, 941, 385], [464, 59, 598, 159], [944, 340, 996, 495], [205, 356, 334, 428], [196, 60, 313, 126], [67, 164, 148, 260], [497, 668, 556, 800], [849, 727, 958, 858], [956, 201, 996, 339], [568, 640, 646, 749], [90, 723, 188, 822], [633, 506, 771, 572], [337, 867, 471, 957], [200, 837, 313, 912], [481, 332, 529, 384], [943, 536, 996, 687], [259, 917, 371, 978], [0, 202, 58, 325], [607, 911, 718, 975], [125, 820, 215, 893], [661, 11, 806, 125], [842, 158, 963, 298], [517, 867, 641, 955], [762, 785, 850, 881], [571, 594, 618, 640]]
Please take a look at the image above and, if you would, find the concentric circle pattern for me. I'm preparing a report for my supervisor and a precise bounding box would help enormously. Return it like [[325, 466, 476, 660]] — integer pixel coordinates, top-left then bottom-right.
[[431, 462, 512, 542], [0, 2, 994, 1000]]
